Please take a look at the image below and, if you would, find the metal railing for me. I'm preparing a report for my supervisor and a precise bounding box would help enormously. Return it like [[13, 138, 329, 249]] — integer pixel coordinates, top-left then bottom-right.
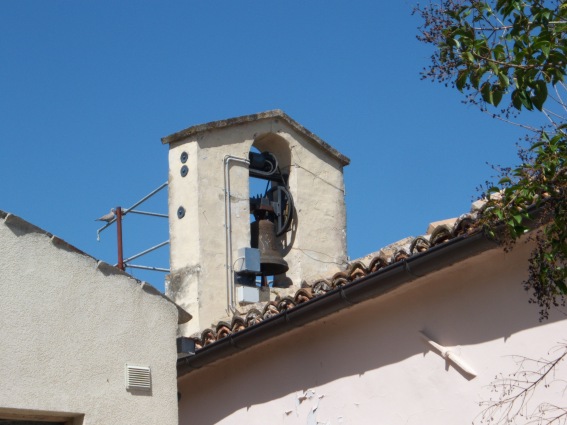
[[96, 182, 169, 272]]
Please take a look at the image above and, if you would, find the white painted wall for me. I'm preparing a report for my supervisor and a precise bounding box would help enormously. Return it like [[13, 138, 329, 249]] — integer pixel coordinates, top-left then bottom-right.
[[165, 115, 348, 335], [0, 213, 181, 425], [177, 241, 567, 424]]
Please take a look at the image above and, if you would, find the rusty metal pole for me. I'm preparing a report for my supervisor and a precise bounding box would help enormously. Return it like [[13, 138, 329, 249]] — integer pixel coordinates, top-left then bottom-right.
[[116, 206, 124, 270]]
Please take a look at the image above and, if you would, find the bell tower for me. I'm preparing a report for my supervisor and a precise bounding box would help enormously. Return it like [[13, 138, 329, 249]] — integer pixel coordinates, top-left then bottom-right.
[[162, 110, 350, 335]]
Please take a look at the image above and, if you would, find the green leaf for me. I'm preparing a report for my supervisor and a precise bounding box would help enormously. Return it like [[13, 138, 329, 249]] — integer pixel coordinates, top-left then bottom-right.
[[498, 72, 510, 88], [531, 80, 548, 111], [456, 69, 468, 91], [511, 89, 523, 110], [463, 51, 475, 63], [493, 44, 505, 61], [519, 89, 534, 110], [541, 43, 550, 58], [448, 37, 461, 49], [470, 68, 482, 89], [530, 141, 546, 151], [481, 82, 494, 104], [553, 68, 565, 84], [532, 40, 551, 58], [493, 88, 504, 106]]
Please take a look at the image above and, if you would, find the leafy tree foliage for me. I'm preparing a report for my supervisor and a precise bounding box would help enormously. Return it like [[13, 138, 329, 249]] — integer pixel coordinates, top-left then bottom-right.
[[415, 0, 567, 320], [416, 0, 566, 116]]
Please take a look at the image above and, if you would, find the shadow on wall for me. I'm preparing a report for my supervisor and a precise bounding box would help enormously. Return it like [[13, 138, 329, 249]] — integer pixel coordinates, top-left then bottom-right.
[[178, 242, 566, 424]]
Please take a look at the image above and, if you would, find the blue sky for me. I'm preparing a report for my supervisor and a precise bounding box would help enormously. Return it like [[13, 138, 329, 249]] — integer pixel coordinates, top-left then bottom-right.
[[1, 1, 529, 292]]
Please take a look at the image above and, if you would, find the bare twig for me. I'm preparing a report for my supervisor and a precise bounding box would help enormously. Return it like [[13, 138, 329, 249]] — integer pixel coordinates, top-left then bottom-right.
[[476, 342, 567, 424]]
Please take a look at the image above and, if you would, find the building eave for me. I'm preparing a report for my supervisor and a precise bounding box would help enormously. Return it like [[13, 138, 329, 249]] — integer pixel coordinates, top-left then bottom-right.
[[177, 230, 498, 377]]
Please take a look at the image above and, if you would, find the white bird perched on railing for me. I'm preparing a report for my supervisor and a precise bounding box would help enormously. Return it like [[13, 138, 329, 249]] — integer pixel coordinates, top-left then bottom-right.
[[95, 208, 116, 223]]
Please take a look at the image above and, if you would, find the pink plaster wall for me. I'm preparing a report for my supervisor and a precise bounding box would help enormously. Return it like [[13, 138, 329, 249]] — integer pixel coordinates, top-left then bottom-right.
[[178, 242, 567, 424]]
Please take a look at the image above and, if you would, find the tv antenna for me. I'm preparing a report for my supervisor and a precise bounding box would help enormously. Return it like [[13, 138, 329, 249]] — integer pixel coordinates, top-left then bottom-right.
[[96, 182, 169, 272]]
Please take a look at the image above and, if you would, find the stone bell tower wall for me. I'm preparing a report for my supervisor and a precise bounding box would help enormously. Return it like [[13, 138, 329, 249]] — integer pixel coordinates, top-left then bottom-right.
[[162, 111, 349, 335]]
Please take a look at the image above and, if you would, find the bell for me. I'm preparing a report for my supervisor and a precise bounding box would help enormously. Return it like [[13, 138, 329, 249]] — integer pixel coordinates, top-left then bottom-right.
[[250, 219, 289, 276]]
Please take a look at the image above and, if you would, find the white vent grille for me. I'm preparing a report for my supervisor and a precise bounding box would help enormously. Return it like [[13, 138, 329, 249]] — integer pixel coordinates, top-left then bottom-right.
[[125, 364, 151, 391]]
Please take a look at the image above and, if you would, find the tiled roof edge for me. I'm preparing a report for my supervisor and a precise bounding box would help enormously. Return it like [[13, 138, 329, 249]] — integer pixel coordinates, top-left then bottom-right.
[[177, 198, 555, 374], [177, 219, 499, 377]]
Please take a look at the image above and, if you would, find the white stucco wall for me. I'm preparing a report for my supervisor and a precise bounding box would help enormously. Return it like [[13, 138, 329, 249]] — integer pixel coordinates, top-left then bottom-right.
[[0, 213, 181, 425], [166, 116, 348, 335], [177, 241, 567, 424]]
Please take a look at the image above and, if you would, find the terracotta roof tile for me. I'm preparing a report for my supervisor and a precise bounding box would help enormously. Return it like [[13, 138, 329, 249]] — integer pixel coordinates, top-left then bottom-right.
[[188, 212, 480, 348]]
